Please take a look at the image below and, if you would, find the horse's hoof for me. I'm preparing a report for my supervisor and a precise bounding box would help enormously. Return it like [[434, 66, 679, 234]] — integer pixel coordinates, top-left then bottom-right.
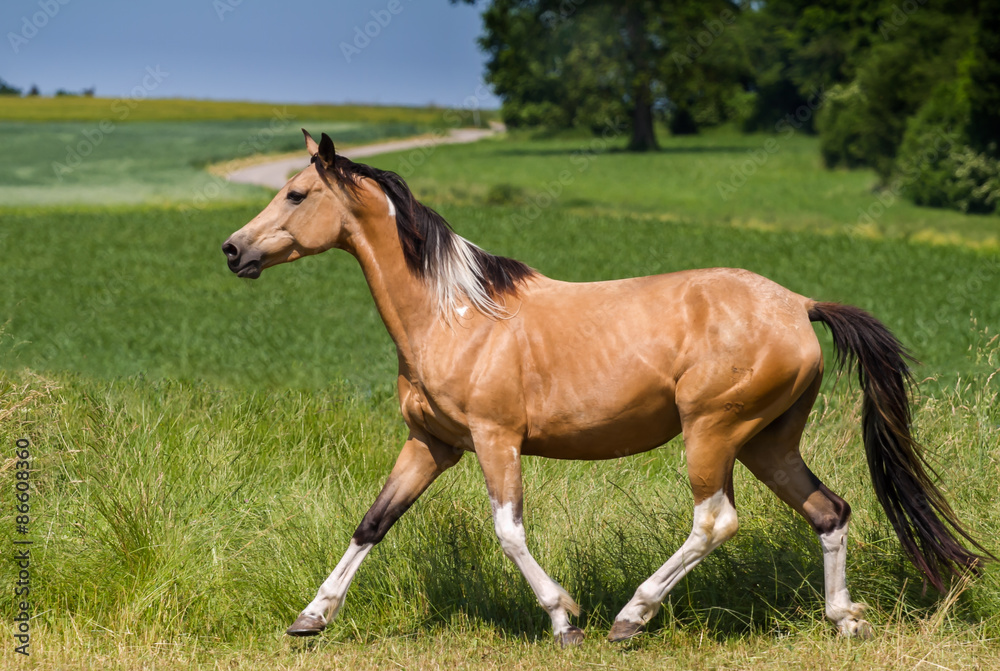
[[608, 619, 643, 642], [557, 626, 585, 647], [286, 613, 326, 636], [840, 618, 873, 640]]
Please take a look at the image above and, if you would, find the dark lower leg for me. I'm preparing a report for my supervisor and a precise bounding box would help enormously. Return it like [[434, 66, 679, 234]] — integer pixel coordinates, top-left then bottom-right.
[[288, 435, 461, 635]]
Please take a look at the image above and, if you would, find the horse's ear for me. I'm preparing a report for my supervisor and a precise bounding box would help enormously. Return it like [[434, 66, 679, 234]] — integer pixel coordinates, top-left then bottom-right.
[[318, 133, 336, 168], [303, 129, 319, 156]]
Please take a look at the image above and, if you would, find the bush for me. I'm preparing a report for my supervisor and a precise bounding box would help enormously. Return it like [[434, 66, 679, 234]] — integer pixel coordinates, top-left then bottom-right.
[[816, 83, 875, 171], [897, 139, 1000, 215], [944, 145, 1000, 213], [894, 81, 968, 208], [816, 14, 974, 184], [894, 78, 1000, 214]]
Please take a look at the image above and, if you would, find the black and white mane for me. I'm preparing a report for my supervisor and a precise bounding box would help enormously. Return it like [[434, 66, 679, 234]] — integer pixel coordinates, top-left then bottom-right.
[[321, 154, 535, 318]]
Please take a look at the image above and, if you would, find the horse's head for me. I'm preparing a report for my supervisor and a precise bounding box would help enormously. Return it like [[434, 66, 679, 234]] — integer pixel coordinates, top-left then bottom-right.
[[222, 130, 361, 278]]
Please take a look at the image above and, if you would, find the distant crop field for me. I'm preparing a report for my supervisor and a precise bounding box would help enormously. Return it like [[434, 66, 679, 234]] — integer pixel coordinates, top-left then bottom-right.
[[0, 119, 431, 205], [0, 96, 491, 124]]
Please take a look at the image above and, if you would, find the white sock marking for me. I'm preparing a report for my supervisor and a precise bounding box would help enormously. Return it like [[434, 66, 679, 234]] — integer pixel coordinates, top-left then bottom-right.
[[615, 490, 738, 625], [492, 500, 578, 635], [819, 523, 864, 630], [301, 539, 374, 623]]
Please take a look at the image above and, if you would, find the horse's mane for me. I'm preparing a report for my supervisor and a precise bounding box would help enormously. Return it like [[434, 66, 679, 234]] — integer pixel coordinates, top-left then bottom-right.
[[320, 153, 535, 319]]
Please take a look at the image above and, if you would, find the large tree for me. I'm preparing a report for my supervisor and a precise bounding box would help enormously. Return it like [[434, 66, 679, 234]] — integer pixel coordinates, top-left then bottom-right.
[[967, 4, 1000, 155], [457, 0, 746, 151]]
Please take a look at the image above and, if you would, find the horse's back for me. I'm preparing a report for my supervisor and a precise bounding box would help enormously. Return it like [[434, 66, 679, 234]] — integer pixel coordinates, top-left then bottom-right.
[[511, 268, 820, 459]]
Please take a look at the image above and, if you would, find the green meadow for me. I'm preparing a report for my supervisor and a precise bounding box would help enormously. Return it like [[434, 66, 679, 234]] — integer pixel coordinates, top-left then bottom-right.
[[2, 202, 998, 389], [1, 109, 999, 669], [384, 130, 1000, 249]]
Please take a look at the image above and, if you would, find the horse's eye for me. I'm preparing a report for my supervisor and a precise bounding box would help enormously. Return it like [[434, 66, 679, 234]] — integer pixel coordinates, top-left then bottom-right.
[[287, 191, 306, 204]]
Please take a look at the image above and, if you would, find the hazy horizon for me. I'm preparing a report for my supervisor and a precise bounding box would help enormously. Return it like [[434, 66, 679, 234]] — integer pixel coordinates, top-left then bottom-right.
[[2, 0, 500, 109]]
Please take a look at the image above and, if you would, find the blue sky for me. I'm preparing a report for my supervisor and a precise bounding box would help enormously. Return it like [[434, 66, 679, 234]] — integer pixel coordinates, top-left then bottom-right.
[[1, 0, 499, 107]]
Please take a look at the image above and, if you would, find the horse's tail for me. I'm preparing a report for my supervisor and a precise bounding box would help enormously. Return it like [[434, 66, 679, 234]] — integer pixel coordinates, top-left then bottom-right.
[[808, 301, 993, 591]]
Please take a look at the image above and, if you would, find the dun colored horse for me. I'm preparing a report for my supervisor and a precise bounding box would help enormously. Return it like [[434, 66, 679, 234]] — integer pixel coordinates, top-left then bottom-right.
[[222, 131, 989, 645]]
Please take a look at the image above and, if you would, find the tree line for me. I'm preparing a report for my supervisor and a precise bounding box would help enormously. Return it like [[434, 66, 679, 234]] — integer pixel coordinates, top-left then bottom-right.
[[0, 79, 95, 97], [456, 0, 1000, 213]]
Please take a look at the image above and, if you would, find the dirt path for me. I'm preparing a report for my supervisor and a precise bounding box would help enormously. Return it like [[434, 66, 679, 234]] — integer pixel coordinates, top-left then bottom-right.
[[225, 127, 499, 190]]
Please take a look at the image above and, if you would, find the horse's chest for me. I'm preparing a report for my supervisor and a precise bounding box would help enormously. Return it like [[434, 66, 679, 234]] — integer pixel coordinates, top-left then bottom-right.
[[398, 382, 472, 449]]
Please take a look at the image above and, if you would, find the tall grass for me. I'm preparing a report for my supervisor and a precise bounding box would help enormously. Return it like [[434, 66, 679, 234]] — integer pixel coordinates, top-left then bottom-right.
[[0, 334, 997, 663]]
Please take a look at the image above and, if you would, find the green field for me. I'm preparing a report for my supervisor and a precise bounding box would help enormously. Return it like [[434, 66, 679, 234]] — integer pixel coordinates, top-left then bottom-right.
[[0, 97, 490, 206], [373, 129, 1000, 249], [2, 202, 998, 390], [2, 112, 999, 669], [0, 120, 448, 206]]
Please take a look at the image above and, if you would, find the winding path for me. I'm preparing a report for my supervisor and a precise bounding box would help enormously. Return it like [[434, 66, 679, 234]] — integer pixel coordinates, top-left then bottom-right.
[[226, 127, 499, 190]]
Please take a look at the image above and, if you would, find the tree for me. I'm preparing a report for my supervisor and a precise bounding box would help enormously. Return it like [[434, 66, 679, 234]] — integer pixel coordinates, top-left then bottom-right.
[[967, 5, 1000, 155], [0, 77, 22, 96], [456, 0, 746, 151], [815, 1, 977, 179]]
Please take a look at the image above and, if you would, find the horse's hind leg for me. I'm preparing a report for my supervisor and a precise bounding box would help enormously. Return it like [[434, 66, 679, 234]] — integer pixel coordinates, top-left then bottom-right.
[[609, 419, 741, 642], [737, 373, 872, 638]]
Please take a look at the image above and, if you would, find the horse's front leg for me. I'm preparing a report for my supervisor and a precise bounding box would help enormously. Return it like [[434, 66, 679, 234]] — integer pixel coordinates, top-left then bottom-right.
[[286, 433, 462, 636], [474, 428, 583, 646]]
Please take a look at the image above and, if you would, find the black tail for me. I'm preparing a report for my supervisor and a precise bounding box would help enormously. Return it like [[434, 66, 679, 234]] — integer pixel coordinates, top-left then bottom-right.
[[809, 301, 993, 591]]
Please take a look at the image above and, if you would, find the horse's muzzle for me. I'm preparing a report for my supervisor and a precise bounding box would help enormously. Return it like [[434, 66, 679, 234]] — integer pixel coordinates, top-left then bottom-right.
[[222, 239, 263, 279]]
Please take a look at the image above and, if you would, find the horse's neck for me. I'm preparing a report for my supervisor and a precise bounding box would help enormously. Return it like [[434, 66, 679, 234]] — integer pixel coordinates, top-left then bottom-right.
[[349, 211, 438, 368]]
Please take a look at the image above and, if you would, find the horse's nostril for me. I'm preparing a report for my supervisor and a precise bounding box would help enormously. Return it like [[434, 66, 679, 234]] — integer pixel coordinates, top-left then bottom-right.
[[222, 241, 239, 260]]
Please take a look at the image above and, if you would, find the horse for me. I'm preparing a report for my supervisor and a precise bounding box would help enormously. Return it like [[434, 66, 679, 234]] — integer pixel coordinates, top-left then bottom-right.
[[221, 131, 990, 646]]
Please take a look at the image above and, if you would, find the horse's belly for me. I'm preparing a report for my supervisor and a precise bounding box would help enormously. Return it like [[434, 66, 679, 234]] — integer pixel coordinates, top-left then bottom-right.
[[520, 390, 682, 460]]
